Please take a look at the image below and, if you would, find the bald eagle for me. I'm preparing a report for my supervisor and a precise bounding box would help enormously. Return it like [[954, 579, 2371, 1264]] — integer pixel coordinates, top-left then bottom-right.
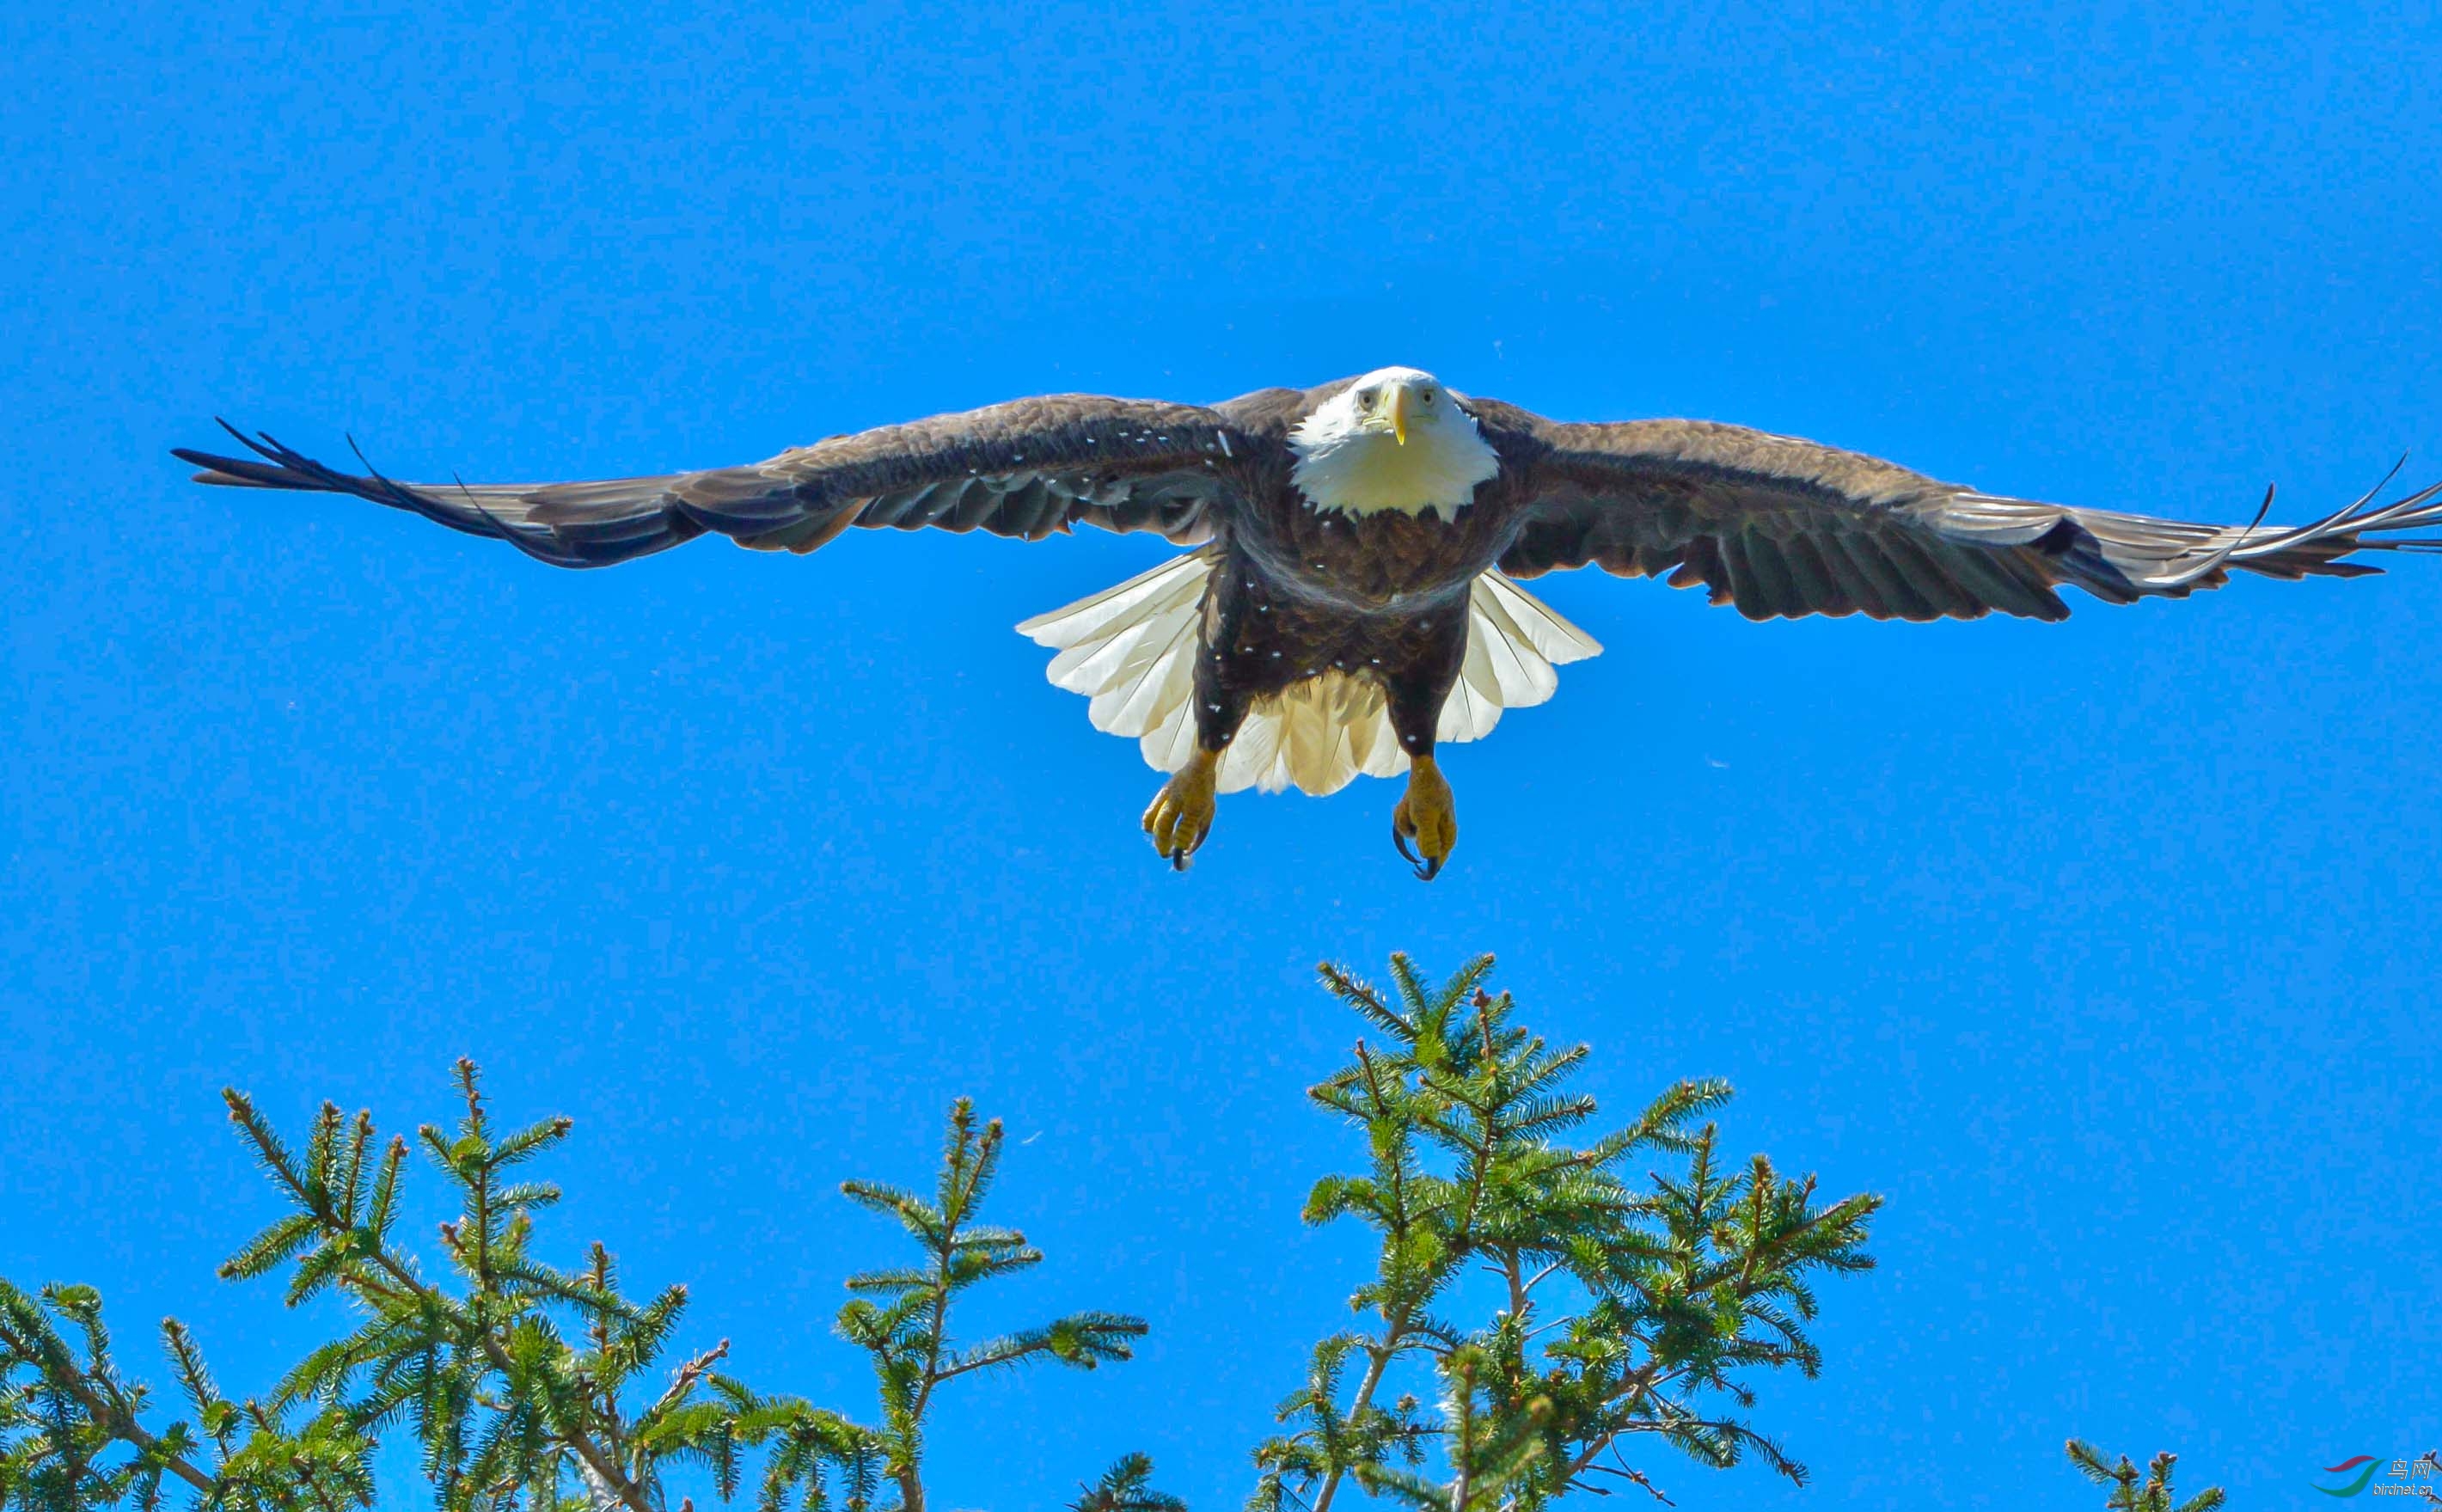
[[177, 369, 2442, 878]]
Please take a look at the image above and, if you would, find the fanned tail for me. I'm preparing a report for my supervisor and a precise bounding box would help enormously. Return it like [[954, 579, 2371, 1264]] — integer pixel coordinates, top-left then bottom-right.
[[1018, 561, 1601, 796]]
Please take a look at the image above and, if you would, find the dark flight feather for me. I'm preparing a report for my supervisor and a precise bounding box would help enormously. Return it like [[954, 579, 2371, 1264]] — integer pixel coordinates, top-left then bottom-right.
[[1488, 411, 2442, 620], [175, 396, 1253, 569]]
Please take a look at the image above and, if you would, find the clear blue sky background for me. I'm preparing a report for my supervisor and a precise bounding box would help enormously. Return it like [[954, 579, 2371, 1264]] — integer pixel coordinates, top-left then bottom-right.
[[3, 2, 2438, 1505]]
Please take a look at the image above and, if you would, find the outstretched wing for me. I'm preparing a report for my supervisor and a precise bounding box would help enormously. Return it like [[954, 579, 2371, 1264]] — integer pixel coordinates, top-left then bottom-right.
[[1487, 412, 2442, 621], [174, 395, 1256, 568]]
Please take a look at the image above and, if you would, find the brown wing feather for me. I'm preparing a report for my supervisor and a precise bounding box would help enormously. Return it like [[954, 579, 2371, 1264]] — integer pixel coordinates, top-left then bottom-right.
[[1484, 412, 2442, 622], [174, 395, 1258, 569]]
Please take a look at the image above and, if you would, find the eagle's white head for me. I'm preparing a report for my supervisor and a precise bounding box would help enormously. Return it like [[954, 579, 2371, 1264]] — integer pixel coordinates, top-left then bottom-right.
[[1288, 366, 1501, 522]]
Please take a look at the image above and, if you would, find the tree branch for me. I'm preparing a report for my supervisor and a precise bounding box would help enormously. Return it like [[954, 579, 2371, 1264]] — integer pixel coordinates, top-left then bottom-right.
[[0, 1310, 218, 1498]]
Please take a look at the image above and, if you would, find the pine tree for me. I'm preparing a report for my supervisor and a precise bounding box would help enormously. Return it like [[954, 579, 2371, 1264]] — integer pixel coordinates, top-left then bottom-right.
[[2, 954, 1888, 1511], [0, 1064, 1166, 1512], [1068, 1454, 1186, 1512], [2065, 1440, 2225, 1511], [743, 1098, 1153, 1512], [1248, 954, 1882, 1510]]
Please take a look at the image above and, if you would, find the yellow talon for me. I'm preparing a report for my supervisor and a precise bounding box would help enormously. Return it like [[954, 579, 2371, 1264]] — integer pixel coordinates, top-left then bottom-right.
[[1142, 750, 1220, 870], [1391, 754, 1458, 880]]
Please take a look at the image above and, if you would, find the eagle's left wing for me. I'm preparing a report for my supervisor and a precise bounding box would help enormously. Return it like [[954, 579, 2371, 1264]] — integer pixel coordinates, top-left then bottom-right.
[[1485, 410, 2442, 621], [175, 395, 1253, 569]]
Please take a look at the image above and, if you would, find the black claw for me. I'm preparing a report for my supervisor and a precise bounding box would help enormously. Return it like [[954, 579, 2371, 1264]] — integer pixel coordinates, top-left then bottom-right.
[[1392, 822, 1419, 866], [1169, 847, 1190, 872], [1414, 856, 1443, 882]]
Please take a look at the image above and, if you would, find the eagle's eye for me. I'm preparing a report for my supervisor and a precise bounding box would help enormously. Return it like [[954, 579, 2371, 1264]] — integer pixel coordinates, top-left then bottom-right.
[[1419, 389, 1434, 405]]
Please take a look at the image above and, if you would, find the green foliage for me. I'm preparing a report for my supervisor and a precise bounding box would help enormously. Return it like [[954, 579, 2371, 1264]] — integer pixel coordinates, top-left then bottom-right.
[[0, 1278, 370, 1512], [209, 1058, 740, 1512], [0, 1066, 1163, 1512], [1249, 953, 1882, 1511], [745, 1099, 1152, 1512], [1069, 1454, 1185, 1512], [2, 953, 1891, 1512], [2066, 1441, 2226, 1512]]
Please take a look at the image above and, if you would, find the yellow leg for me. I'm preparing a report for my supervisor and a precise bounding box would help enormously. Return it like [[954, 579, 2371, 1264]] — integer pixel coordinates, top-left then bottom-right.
[[1142, 749, 1220, 871], [1392, 754, 1458, 881]]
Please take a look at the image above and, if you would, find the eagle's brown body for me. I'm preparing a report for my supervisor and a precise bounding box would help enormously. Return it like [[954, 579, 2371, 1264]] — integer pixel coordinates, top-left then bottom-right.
[[176, 369, 2442, 877], [1192, 382, 1528, 768]]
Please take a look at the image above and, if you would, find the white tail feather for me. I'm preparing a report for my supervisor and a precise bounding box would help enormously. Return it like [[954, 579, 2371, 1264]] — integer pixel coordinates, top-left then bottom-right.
[[1017, 554, 1600, 795]]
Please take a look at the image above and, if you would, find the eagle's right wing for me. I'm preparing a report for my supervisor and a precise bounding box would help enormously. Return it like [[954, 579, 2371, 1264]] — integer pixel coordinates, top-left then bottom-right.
[[175, 395, 1258, 568], [1487, 411, 2442, 621]]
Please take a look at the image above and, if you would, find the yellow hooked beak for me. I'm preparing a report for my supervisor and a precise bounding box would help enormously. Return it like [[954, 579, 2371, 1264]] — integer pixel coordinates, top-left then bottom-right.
[[1389, 383, 1411, 445]]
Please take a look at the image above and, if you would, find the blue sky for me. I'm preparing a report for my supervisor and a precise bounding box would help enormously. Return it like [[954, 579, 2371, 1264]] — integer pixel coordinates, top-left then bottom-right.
[[3, 0, 2439, 1505]]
